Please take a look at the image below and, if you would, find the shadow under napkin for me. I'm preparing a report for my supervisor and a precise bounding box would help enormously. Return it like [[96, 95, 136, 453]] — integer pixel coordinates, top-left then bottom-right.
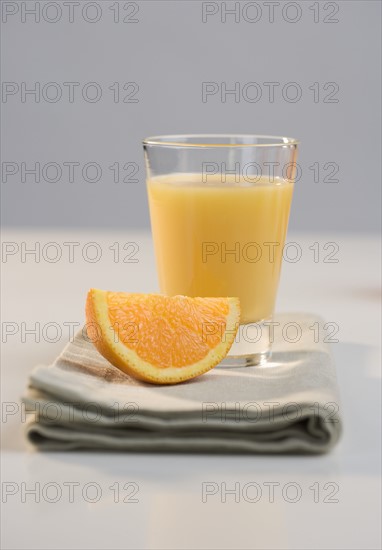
[[22, 313, 342, 454]]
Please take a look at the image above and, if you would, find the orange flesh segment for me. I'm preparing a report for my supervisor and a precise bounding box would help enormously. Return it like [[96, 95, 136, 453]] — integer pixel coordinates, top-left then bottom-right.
[[107, 292, 229, 369]]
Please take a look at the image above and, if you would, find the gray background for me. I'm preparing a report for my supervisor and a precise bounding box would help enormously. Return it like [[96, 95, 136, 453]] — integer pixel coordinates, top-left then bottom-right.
[[1, 0, 381, 233]]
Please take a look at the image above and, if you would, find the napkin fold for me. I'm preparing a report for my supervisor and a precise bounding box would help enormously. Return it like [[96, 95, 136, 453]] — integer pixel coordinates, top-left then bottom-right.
[[23, 313, 342, 453]]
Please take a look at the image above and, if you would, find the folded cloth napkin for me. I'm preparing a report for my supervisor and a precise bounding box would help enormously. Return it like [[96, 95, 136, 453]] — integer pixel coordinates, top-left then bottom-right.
[[23, 313, 342, 453]]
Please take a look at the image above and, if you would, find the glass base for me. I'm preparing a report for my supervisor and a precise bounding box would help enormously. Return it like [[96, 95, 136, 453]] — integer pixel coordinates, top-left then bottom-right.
[[219, 319, 272, 368]]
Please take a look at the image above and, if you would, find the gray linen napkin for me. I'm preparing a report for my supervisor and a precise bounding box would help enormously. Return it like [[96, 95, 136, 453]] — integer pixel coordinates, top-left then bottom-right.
[[22, 313, 342, 453]]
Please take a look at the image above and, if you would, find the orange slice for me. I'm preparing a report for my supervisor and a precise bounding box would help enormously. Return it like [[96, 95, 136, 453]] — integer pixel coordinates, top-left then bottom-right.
[[85, 289, 240, 385]]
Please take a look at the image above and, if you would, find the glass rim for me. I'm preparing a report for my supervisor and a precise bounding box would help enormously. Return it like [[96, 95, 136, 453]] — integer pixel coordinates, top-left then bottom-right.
[[142, 134, 299, 148]]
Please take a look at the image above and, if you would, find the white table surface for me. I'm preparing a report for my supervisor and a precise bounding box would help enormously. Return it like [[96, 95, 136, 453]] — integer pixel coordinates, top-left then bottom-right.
[[1, 229, 381, 550]]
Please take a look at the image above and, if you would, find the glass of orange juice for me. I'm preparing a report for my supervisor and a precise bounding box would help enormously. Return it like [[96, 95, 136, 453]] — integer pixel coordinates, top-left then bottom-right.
[[143, 135, 299, 366]]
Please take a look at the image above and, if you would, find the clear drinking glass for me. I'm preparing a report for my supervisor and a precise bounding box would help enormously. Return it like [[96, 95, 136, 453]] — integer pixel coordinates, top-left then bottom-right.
[[143, 135, 299, 366]]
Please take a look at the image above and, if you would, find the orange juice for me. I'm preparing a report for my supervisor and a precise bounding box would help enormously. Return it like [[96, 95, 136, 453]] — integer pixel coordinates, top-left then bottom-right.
[[147, 173, 294, 324]]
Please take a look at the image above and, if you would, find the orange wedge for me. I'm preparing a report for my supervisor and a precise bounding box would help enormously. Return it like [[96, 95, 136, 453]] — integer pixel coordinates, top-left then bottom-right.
[[85, 289, 240, 385]]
